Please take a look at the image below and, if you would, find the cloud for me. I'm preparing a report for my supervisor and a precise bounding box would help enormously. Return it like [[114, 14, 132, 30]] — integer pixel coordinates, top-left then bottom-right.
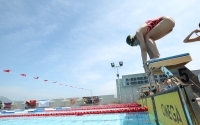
[[1, 0, 200, 101]]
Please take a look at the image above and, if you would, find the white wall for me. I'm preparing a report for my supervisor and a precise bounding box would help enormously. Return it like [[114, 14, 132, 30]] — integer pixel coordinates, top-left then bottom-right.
[[8, 94, 119, 110]]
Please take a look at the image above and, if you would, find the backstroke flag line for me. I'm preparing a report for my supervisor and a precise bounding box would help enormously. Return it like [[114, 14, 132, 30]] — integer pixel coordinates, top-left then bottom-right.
[[1, 69, 91, 91]]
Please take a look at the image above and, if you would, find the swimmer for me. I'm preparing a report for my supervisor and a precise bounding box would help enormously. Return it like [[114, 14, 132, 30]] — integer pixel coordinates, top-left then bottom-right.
[[183, 27, 200, 43], [126, 16, 175, 74], [163, 78, 173, 90], [148, 80, 160, 95]]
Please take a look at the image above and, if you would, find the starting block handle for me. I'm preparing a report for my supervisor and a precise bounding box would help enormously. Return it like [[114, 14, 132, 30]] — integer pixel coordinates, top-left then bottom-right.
[[160, 66, 173, 77], [146, 66, 183, 91], [160, 66, 184, 86]]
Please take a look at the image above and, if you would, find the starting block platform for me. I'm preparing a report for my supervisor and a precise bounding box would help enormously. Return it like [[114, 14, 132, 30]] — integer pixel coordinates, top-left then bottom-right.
[[146, 53, 192, 89], [147, 53, 192, 74], [146, 52, 200, 97]]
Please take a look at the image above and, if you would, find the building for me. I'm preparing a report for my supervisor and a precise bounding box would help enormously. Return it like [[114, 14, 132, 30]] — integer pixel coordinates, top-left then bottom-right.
[[116, 69, 200, 103]]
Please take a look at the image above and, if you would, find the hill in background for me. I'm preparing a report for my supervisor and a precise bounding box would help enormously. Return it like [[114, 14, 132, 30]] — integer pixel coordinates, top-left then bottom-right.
[[0, 96, 12, 102]]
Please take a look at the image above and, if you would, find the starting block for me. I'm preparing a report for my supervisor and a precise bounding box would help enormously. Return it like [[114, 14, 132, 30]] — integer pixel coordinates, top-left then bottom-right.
[[147, 53, 192, 74], [146, 53, 192, 90]]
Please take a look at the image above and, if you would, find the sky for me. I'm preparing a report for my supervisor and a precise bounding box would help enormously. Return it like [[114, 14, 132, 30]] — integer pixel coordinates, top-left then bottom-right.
[[0, 0, 200, 101]]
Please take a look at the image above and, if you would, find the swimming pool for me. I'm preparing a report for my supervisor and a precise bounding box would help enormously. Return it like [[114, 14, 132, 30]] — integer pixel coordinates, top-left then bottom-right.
[[0, 112, 153, 125]]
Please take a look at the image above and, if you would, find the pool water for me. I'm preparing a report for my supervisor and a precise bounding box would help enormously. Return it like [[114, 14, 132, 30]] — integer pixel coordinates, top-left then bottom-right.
[[0, 112, 154, 125]]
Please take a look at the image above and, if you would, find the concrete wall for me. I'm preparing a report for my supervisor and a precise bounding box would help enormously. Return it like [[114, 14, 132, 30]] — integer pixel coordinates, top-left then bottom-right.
[[116, 73, 154, 103], [6, 94, 119, 110], [117, 79, 139, 103]]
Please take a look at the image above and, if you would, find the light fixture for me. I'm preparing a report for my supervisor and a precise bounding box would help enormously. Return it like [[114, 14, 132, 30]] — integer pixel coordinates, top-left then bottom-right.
[[111, 63, 115, 67], [119, 61, 123, 66]]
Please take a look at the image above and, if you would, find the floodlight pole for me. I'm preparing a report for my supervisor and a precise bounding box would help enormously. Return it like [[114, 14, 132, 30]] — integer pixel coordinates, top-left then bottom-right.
[[111, 62, 123, 104], [116, 66, 122, 104]]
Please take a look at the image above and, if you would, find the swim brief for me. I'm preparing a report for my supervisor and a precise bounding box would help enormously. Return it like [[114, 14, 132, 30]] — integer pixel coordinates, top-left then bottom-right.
[[145, 17, 163, 35]]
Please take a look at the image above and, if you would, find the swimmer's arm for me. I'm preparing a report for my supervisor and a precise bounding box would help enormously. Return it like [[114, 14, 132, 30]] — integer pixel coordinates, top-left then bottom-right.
[[136, 31, 147, 63], [156, 84, 160, 92], [183, 30, 200, 43], [184, 36, 200, 43]]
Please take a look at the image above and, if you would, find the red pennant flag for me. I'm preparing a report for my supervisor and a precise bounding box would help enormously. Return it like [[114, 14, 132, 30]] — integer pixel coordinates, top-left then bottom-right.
[[3, 69, 11, 73], [34, 76, 39, 79], [20, 74, 26, 77], [44, 80, 48, 82], [53, 81, 57, 83]]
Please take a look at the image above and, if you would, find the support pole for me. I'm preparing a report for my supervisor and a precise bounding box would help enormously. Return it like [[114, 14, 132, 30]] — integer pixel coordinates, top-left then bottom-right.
[[116, 66, 122, 103], [90, 90, 93, 106]]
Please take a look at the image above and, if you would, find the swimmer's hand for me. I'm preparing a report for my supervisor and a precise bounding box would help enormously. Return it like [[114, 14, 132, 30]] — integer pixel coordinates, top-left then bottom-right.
[[194, 29, 200, 33]]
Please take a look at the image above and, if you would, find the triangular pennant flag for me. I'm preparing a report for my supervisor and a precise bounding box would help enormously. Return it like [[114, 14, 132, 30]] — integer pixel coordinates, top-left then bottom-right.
[[20, 74, 26, 77], [34, 76, 39, 79], [3, 69, 11, 73]]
